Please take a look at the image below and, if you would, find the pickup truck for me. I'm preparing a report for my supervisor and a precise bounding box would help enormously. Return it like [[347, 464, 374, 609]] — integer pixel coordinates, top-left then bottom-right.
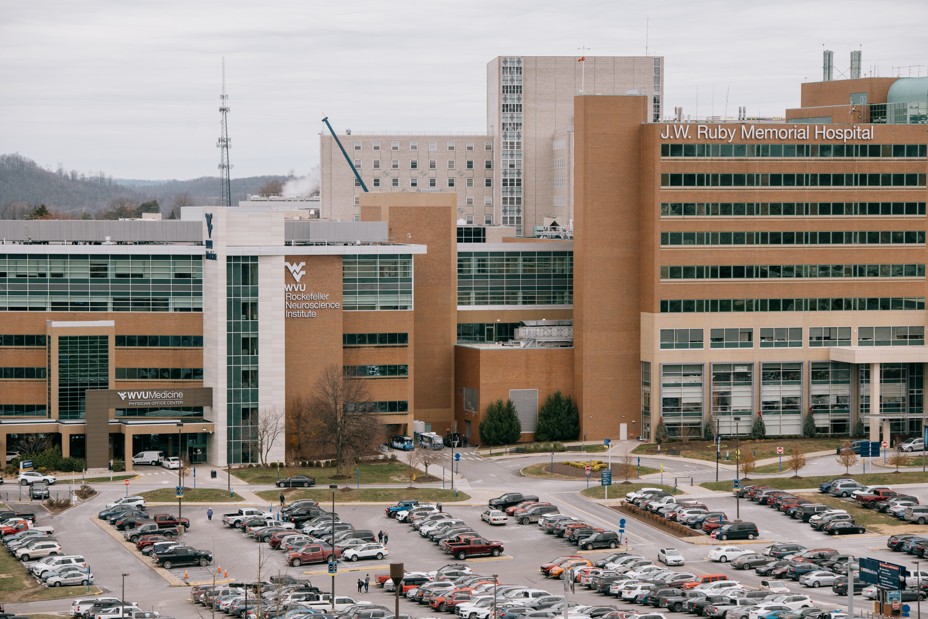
[[0, 510, 35, 523], [152, 545, 212, 569], [855, 488, 896, 506], [0, 519, 54, 536], [385, 500, 419, 517], [222, 508, 270, 528], [125, 522, 179, 543], [153, 513, 190, 530], [444, 536, 504, 560], [488, 492, 539, 511]]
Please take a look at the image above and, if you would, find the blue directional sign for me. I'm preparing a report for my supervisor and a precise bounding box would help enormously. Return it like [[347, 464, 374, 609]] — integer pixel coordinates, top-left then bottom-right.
[[454, 453, 461, 462], [619, 518, 626, 531], [175, 485, 184, 498], [327, 561, 338, 574], [604, 438, 611, 447], [860, 557, 906, 590], [600, 470, 612, 486], [733, 479, 740, 489]]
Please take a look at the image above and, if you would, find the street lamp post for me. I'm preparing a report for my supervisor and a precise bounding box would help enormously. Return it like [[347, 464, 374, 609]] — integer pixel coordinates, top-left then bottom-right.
[[733, 416, 741, 520], [177, 423, 183, 521], [715, 416, 721, 483], [492, 574, 498, 619], [451, 439, 457, 492], [916, 560, 922, 619], [121, 572, 129, 619], [330, 483, 337, 613]]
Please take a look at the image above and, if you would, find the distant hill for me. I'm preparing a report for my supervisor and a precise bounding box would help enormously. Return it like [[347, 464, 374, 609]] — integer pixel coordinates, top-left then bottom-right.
[[0, 154, 286, 218]]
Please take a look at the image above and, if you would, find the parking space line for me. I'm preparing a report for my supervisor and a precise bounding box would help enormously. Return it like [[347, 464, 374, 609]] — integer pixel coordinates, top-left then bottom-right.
[[89, 516, 189, 588]]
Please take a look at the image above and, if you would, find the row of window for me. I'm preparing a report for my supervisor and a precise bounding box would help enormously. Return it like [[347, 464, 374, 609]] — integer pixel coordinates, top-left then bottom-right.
[[353, 159, 492, 170], [458, 252, 573, 275], [352, 140, 492, 152], [115, 335, 204, 348], [116, 406, 203, 419], [660, 297, 925, 313], [0, 334, 47, 347], [660, 326, 926, 349], [0, 404, 45, 416], [342, 255, 414, 311], [0, 367, 47, 379], [343, 333, 408, 347], [661, 143, 927, 159], [661, 173, 926, 188], [660, 202, 926, 217], [0, 298, 201, 312], [368, 401, 409, 413], [358, 177, 493, 190], [660, 264, 925, 280], [660, 230, 925, 246], [457, 322, 520, 344], [0, 255, 202, 280], [343, 364, 409, 378], [115, 368, 204, 380]]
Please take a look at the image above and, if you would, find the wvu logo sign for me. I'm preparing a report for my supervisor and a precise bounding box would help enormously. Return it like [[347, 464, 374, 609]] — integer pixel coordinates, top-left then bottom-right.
[[285, 261, 306, 283]]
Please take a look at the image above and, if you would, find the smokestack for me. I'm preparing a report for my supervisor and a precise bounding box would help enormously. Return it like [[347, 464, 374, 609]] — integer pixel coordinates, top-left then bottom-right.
[[823, 49, 834, 82], [850, 50, 862, 79]]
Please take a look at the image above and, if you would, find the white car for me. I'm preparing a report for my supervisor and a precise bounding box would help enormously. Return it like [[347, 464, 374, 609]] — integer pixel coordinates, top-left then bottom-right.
[[481, 509, 509, 525], [899, 437, 926, 452], [15, 540, 61, 561], [657, 547, 685, 566], [45, 566, 93, 587], [799, 570, 838, 588], [904, 570, 928, 588], [341, 543, 388, 562], [30, 554, 87, 577], [862, 585, 879, 600], [760, 580, 791, 594], [105, 496, 146, 510], [70, 597, 122, 617], [748, 604, 791, 619], [162, 457, 181, 470], [6, 450, 20, 464], [18, 471, 56, 486], [771, 595, 813, 611], [708, 546, 753, 563], [621, 583, 655, 600], [625, 487, 664, 501]]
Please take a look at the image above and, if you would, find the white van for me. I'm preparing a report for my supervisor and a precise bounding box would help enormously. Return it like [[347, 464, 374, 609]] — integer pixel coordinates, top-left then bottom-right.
[[132, 451, 163, 465]]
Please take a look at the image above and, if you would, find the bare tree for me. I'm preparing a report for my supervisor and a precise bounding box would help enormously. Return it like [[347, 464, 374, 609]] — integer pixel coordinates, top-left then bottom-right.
[[307, 365, 383, 476], [738, 449, 757, 479], [287, 394, 315, 460], [619, 452, 636, 482], [836, 442, 859, 474], [415, 448, 440, 480], [678, 424, 694, 443], [887, 451, 911, 473], [787, 447, 807, 477], [251, 407, 285, 467]]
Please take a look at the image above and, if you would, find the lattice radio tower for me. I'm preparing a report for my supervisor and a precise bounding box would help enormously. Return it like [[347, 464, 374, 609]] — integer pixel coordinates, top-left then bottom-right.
[[217, 58, 232, 207]]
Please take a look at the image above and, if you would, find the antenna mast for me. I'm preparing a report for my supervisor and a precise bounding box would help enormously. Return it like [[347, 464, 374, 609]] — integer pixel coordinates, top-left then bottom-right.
[[218, 58, 232, 207]]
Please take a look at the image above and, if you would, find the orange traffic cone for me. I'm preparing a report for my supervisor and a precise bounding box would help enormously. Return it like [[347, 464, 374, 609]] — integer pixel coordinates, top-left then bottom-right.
[[224, 570, 228, 578], [217, 566, 222, 574], [184, 570, 188, 580]]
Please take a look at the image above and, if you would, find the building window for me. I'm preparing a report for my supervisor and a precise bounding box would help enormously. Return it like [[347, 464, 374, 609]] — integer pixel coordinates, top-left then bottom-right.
[[485, 215, 493, 225], [58, 335, 109, 420], [466, 160, 474, 170], [485, 178, 492, 187], [859, 326, 925, 346], [372, 160, 380, 170], [485, 142, 493, 151], [466, 141, 475, 151], [709, 328, 753, 348], [448, 178, 455, 188], [353, 197, 360, 206], [711, 363, 753, 417], [466, 178, 474, 188], [344, 364, 409, 378], [410, 160, 418, 169], [410, 178, 418, 188], [372, 178, 381, 188], [660, 364, 704, 438], [115, 335, 203, 347], [391, 160, 399, 170], [343, 254, 413, 311], [760, 362, 803, 435], [661, 201, 926, 217], [810, 361, 851, 436], [485, 160, 493, 169], [484, 196, 493, 206], [429, 160, 436, 170], [660, 329, 704, 349], [428, 178, 437, 188], [466, 197, 474, 206], [391, 140, 400, 151], [410, 141, 418, 151], [447, 142, 455, 151], [354, 159, 362, 169], [463, 387, 479, 411], [429, 141, 437, 151], [457, 250, 572, 306], [660, 297, 925, 313], [353, 179, 361, 188], [448, 160, 455, 170], [391, 178, 399, 187], [759, 327, 802, 348], [353, 141, 361, 151], [466, 215, 474, 224], [343, 333, 408, 347], [372, 141, 380, 151], [116, 367, 204, 380], [809, 327, 851, 347]]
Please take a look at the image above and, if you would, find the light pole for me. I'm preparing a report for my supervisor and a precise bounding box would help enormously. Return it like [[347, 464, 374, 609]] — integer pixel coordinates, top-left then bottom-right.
[[733, 416, 741, 520], [451, 438, 458, 492], [121, 572, 129, 618], [176, 422, 183, 521], [916, 560, 922, 619], [330, 483, 337, 612], [715, 416, 720, 483], [492, 574, 498, 619]]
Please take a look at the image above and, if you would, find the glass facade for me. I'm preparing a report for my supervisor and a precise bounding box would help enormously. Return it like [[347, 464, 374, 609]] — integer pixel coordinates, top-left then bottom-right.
[[759, 363, 802, 435], [660, 263, 925, 280], [858, 326, 925, 346], [660, 364, 703, 437], [57, 335, 109, 420], [457, 251, 572, 306], [500, 56, 523, 233], [342, 255, 413, 310], [711, 363, 753, 418], [661, 143, 927, 158], [809, 362, 851, 436], [0, 254, 202, 312], [0, 334, 47, 347], [661, 201, 926, 217], [457, 322, 520, 343], [661, 172, 926, 188], [226, 257, 259, 464], [0, 367, 46, 379], [659, 329, 703, 349], [660, 230, 925, 246], [115, 368, 203, 380], [640, 362, 651, 439], [661, 297, 924, 313], [859, 363, 925, 434], [343, 333, 408, 347]]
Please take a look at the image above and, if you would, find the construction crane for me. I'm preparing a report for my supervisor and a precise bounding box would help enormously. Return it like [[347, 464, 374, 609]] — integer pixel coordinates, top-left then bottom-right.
[[322, 116, 368, 192]]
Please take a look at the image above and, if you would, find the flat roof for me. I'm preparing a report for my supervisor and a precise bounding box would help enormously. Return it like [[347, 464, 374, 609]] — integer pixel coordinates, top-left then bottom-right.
[[830, 346, 928, 364]]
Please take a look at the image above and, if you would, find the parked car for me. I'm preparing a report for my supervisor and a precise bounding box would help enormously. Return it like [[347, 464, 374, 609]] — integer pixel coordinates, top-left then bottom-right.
[[829, 481, 865, 498], [162, 457, 181, 470], [713, 522, 759, 541], [105, 496, 147, 510], [342, 543, 388, 562], [579, 531, 619, 550], [45, 566, 93, 587], [152, 545, 212, 569], [799, 570, 838, 588], [823, 521, 866, 535], [276, 475, 316, 488], [18, 471, 56, 486], [899, 437, 926, 452], [708, 546, 754, 563]]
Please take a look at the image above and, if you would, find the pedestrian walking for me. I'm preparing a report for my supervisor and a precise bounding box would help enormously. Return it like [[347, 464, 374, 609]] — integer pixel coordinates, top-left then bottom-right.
[[383, 532, 389, 545], [279, 492, 285, 507], [207, 507, 214, 521], [377, 530, 383, 543], [357, 578, 364, 593], [364, 574, 370, 592]]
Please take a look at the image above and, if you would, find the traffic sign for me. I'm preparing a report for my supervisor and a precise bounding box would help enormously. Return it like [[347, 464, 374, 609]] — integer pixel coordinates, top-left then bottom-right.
[[603, 438, 611, 447], [733, 479, 740, 488], [124, 479, 130, 486], [175, 485, 184, 498], [584, 465, 591, 476], [776, 446, 784, 455], [881, 440, 889, 448], [454, 452, 461, 462], [327, 561, 338, 574], [619, 518, 626, 528], [600, 470, 612, 486]]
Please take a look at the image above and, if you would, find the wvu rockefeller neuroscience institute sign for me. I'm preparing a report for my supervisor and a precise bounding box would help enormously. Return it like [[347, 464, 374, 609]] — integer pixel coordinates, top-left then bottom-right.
[[284, 260, 341, 319]]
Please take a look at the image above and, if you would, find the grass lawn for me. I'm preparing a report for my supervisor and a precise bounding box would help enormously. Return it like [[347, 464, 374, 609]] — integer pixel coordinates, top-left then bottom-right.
[[634, 437, 846, 463], [581, 482, 680, 499], [82, 473, 136, 483], [522, 462, 659, 480], [701, 470, 928, 492], [257, 487, 470, 503], [139, 488, 244, 502], [0, 539, 102, 602], [231, 461, 434, 485]]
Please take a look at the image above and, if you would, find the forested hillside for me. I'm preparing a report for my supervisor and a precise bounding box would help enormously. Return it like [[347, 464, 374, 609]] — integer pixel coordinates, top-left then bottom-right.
[[0, 154, 287, 219]]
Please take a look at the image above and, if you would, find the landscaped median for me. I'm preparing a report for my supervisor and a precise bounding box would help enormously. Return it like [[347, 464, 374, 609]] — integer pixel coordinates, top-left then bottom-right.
[[701, 470, 928, 492], [581, 482, 679, 500], [634, 437, 845, 462], [231, 461, 435, 485], [613, 502, 707, 539], [138, 488, 243, 502], [256, 487, 470, 503], [522, 462, 659, 480]]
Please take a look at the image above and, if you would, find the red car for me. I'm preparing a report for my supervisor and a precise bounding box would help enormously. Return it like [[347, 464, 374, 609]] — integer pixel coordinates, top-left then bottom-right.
[[540, 555, 582, 576], [135, 534, 169, 551], [286, 543, 342, 566]]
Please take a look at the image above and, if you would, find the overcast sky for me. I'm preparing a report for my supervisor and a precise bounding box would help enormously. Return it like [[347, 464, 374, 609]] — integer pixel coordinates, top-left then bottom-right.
[[1, 1, 925, 180]]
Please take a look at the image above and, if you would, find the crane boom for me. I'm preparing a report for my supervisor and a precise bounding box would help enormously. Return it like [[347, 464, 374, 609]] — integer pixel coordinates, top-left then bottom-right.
[[322, 116, 368, 192]]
